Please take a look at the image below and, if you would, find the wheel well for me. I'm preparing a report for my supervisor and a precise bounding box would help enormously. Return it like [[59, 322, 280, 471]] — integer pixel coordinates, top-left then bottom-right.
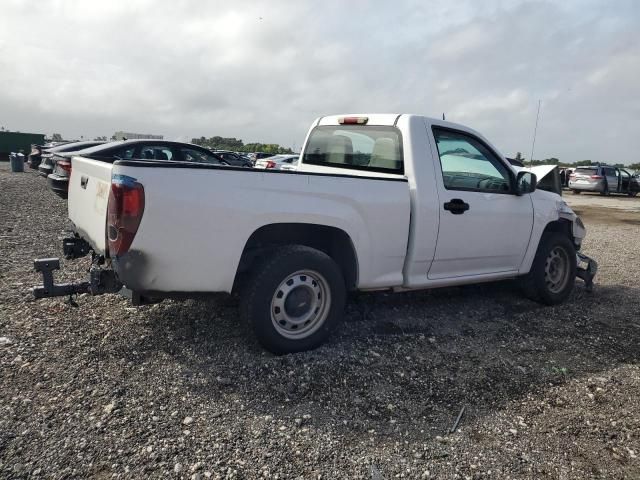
[[234, 223, 358, 292], [542, 219, 573, 242]]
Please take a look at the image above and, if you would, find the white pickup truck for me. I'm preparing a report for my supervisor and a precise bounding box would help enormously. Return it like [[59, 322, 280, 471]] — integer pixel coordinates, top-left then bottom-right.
[[33, 114, 597, 353]]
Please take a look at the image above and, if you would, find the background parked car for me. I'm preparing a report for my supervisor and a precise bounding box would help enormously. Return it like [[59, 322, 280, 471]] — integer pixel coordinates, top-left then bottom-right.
[[248, 152, 276, 165], [254, 154, 299, 170], [214, 150, 253, 167], [28, 142, 68, 169], [47, 140, 228, 198], [569, 165, 639, 196], [37, 141, 105, 177], [279, 157, 300, 171]]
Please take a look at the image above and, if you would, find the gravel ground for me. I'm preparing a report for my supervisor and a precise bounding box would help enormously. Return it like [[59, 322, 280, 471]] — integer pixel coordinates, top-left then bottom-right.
[[564, 192, 640, 213], [1, 163, 639, 479]]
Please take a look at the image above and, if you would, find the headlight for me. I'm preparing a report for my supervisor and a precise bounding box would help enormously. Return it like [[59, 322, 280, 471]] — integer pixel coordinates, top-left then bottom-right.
[[576, 216, 585, 229]]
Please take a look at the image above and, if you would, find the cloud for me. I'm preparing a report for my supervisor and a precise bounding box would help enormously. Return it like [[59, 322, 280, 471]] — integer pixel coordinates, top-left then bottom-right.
[[0, 0, 638, 163]]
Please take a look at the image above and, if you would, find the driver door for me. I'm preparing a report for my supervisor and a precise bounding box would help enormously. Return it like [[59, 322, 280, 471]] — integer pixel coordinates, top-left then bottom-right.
[[428, 127, 534, 279], [604, 167, 619, 192]]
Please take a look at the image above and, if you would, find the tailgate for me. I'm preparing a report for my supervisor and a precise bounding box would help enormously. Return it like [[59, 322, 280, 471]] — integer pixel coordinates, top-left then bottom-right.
[[68, 157, 113, 254]]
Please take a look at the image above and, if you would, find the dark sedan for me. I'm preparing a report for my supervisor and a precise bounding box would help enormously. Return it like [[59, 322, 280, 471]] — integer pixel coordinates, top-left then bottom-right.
[[214, 150, 253, 167], [47, 140, 229, 198], [28, 142, 67, 169], [37, 141, 105, 177]]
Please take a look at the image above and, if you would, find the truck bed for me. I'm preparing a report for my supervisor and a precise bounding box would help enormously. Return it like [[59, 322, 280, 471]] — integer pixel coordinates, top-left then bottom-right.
[[68, 158, 411, 293]]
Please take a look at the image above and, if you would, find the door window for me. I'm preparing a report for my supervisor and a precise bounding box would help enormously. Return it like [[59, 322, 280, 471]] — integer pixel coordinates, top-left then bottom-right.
[[118, 146, 136, 159], [180, 148, 221, 164], [433, 128, 512, 193], [140, 145, 174, 161]]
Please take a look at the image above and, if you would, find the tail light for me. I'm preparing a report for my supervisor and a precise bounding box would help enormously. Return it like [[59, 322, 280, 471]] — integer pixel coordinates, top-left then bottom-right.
[[590, 175, 603, 179], [107, 174, 145, 257], [57, 159, 72, 174], [338, 116, 369, 125], [265, 160, 276, 169]]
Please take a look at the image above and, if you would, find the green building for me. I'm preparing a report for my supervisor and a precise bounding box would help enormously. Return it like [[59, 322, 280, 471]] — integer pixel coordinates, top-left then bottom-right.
[[0, 131, 46, 161]]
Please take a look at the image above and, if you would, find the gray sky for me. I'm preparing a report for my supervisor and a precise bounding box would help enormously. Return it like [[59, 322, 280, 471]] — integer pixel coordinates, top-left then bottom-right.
[[1, 0, 638, 163]]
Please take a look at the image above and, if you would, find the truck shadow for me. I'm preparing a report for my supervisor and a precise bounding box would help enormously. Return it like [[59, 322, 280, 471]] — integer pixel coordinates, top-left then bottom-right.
[[115, 280, 639, 441]]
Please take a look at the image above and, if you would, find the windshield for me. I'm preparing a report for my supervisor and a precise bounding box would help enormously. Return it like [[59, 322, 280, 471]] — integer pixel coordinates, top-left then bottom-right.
[[44, 142, 100, 153], [74, 141, 127, 155], [302, 125, 403, 174], [575, 167, 598, 175]]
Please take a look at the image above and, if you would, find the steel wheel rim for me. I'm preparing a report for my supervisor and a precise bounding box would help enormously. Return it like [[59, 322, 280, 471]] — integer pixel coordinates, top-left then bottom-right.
[[544, 246, 570, 294], [271, 270, 331, 340]]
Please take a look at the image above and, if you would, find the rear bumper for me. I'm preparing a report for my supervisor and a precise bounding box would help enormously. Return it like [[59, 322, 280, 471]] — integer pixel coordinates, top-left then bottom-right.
[[568, 182, 603, 192], [47, 173, 69, 198], [39, 164, 53, 177], [29, 156, 41, 169]]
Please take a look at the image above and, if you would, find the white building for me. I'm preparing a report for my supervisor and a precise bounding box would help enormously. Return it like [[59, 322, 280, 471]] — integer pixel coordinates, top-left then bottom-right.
[[113, 131, 163, 141]]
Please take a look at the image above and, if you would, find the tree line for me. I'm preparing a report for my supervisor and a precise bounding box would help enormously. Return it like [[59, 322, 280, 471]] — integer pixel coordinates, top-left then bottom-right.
[[46, 133, 294, 154], [191, 136, 293, 154], [513, 152, 640, 170]]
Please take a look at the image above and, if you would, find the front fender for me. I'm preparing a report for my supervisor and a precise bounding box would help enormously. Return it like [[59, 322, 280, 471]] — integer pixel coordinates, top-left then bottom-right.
[[519, 190, 586, 274]]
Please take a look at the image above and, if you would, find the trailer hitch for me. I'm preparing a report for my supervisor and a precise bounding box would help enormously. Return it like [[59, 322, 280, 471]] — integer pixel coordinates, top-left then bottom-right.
[[32, 258, 90, 298], [32, 257, 122, 301]]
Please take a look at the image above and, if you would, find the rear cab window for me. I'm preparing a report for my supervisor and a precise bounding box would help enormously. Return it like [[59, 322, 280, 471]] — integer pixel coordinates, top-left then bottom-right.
[[575, 167, 598, 175], [302, 125, 404, 174]]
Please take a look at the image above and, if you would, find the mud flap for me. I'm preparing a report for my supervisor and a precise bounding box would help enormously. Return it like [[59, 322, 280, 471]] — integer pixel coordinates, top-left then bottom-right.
[[576, 252, 597, 292]]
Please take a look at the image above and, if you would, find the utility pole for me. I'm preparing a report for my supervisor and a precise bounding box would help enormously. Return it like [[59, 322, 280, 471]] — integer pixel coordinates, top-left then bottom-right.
[[529, 99, 541, 168]]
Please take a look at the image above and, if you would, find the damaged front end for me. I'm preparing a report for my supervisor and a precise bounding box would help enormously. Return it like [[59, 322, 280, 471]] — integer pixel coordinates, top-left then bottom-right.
[[576, 252, 598, 292], [556, 199, 598, 291]]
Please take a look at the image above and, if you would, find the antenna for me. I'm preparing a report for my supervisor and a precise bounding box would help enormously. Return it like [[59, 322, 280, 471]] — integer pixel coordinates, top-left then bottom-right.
[[529, 99, 541, 168], [442, 113, 446, 121]]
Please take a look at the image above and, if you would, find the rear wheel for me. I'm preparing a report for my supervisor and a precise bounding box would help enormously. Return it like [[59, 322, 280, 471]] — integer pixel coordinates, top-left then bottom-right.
[[572, 190, 581, 194], [629, 191, 638, 197], [240, 245, 346, 354], [520, 233, 576, 305]]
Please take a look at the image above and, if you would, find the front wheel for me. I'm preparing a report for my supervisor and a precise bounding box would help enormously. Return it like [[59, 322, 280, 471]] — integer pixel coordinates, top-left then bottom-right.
[[240, 245, 346, 354], [572, 190, 581, 194], [520, 233, 577, 305]]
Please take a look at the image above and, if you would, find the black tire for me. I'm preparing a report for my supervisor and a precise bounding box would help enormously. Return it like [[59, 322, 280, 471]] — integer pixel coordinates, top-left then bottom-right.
[[240, 245, 346, 354], [572, 190, 580, 194], [629, 191, 638, 197], [520, 232, 576, 305]]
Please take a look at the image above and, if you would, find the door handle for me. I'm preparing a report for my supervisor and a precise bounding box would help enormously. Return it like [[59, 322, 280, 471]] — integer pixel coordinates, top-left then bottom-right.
[[443, 198, 469, 215], [80, 176, 89, 189]]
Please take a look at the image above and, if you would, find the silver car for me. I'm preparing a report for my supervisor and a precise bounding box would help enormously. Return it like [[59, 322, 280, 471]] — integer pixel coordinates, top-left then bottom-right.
[[569, 165, 640, 196], [254, 155, 299, 170], [568, 165, 616, 194]]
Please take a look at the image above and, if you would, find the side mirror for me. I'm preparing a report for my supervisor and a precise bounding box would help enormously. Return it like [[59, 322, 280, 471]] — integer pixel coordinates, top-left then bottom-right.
[[516, 171, 537, 195]]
